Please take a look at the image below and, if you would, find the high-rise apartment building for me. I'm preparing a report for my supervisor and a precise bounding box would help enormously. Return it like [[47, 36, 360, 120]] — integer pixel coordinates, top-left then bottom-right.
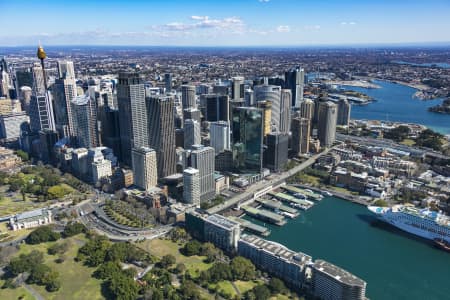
[[117, 72, 147, 166], [132, 147, 158, 191], [209, 121, 230, 154], [256, 101, 272, 137], [318, 101, 337, 148], [264, 132, 289, 172], [190, 145, 215, 202], [184, 119, 201, 150], [57, 60, 75, 80], [183, 168, 200, 206], [147, 95, 177, 179], [29, 63, 55, 132]]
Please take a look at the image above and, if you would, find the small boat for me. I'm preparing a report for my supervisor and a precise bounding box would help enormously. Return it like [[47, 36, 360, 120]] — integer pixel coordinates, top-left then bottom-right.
[[434, 238, 450, 252], [322, 191, 333, 197]]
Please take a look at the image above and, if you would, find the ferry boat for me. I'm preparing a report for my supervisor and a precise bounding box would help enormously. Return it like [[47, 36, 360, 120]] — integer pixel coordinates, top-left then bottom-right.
[[368, 205, 450, 243]]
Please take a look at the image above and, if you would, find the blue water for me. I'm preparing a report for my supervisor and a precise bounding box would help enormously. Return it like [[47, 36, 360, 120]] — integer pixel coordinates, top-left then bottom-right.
[[349, 80, 450, 134], [244, 197, 450, 300], [393, 61, 450, 69]]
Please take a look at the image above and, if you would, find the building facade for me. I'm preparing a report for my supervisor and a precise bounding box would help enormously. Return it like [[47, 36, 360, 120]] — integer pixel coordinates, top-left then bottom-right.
[[183, 167, 200, 206], [132, 147, 158, 191], [318, 101, 337, 148]]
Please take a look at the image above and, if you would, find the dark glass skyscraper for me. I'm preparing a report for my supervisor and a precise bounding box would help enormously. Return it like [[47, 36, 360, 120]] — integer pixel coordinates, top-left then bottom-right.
[[205, 94, 229, 122], [232, 107, 264, 173]]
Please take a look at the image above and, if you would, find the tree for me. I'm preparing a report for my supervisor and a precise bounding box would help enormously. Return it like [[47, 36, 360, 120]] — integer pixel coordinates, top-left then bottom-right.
[[182, 240, 202, 256], [15, 150, 29, 161], [374, 199, 388, 207], [26, 226, 60, 244], [107, 273, 139, 300], [48, 241, 69, 255], [62, 222, 86, 237], [175, 263, 186, 274], [47, 185, 71, 200], [251, 285, 271, 300], [231, 256, 256, 281], [78, 236, 110, 267], [160, 254, 176, 268], [268, 277, 287, 294], [7, 250, 44, 276], [385, 126, 410, 142], [207, 262, 232, 283], [179, 280, 201, 300], [93, 261, 122, 280]]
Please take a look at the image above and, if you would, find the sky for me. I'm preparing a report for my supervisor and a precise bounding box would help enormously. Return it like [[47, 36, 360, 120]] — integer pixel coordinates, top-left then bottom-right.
[[1, 0, 450, 46]]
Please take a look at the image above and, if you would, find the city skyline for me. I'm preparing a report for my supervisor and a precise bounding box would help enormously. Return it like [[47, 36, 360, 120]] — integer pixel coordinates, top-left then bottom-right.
[[1, 0, 450, 46]]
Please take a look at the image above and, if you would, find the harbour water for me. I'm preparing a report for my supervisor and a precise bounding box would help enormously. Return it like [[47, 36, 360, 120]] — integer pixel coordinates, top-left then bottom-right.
[[348, 80, 450, 134], [243, 197, 450, 300]]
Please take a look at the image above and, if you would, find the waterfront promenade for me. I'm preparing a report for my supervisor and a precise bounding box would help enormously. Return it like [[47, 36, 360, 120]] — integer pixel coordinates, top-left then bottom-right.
[[207, 147, 334, 214]]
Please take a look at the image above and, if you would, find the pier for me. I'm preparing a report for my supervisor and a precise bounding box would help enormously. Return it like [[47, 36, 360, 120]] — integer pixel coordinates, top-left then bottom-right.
[[281, 185, 323, 201], [269, 192, 314, 210], [228, 216, 271, 236], [241, 205, 286, 226], [256, 198, 299, 217]]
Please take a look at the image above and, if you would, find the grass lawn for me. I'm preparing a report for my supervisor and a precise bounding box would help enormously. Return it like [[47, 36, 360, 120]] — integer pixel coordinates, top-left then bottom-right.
[[300, 174, 322, 186], [0, 281, 35, 300], [216, 281, 237, 297], [0, 222, 33, 242], [137, 239, 212, 278], [12, 234, 104, 300], [401, 139, 416, 146], [234, 279, 262, 294]]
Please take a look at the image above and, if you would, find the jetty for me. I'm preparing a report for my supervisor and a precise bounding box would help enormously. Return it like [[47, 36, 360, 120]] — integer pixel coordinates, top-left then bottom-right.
[[241, 205, 286, 226]]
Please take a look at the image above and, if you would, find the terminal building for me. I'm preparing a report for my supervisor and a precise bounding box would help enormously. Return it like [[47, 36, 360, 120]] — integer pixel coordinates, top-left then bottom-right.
[[312, 259, 367, 300], [238, 234, 312, 290], [9, 208, 52, 231]]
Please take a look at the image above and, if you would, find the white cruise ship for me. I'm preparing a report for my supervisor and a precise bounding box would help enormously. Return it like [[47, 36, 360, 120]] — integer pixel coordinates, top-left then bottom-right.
[[368, 205, 450, 243]]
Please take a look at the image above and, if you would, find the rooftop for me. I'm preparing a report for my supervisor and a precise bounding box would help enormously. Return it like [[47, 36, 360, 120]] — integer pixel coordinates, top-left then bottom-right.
[[241, 234, 311, 266], [314, 259, 366, 287], [206, 214, 240, 230]]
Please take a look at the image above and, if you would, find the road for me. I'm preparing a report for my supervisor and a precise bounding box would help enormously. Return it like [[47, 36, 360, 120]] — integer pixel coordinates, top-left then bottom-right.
[[207, 148, 333, 214]]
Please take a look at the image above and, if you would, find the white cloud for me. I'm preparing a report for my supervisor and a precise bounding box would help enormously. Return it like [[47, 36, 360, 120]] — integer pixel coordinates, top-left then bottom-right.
[[159, 16, 245, 32], [304, 25, 321, 31], [276, 25, 291, 33], [259, 0, 270, 2], [341, 21, 356, 26]]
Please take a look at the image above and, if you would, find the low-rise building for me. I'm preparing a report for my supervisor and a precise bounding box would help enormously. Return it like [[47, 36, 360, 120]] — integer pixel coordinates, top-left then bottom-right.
[[9, 208, 52, 231]]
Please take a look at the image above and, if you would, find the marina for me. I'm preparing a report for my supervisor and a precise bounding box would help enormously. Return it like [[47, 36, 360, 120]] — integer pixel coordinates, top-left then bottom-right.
[[241, 205, 286, 226]]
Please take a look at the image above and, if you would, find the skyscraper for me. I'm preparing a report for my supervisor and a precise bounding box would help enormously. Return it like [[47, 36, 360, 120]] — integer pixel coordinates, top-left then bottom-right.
[[264, 132, 289, 172], [280, 89, 292, 133], [205, 94, 229, 122], [256, 101, 272, 137], [117, 72, 147, 166], [318, 101, 337, 148], [244, 89, 254, 106], [254, 84, 281, 131], [164, 73, 172, 93], [183, 167, 200, 206], [190, 145, 215, 202], [291, 117, 310, 155], [337, 98, 351, 126], [53, 78, 77, 138], [132, 147, 158, 191], [29, 60, 55, 132], [210, 121, 230, 154], [0, 61, 10, 98], [285, 66, 305, 107], [181, 85, 196, 110], [57, 60, 75, 80], [232, 107, 264, 172], [231, 76, 245, 101], [300, 98, 315, 121], [147, 95, 177, 178], [71, 94, 99, 148], [184, 119, 201, 150]]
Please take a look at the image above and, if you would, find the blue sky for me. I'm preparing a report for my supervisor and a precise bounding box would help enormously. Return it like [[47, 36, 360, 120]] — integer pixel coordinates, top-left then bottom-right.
[[1, 0, 449, 46]]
